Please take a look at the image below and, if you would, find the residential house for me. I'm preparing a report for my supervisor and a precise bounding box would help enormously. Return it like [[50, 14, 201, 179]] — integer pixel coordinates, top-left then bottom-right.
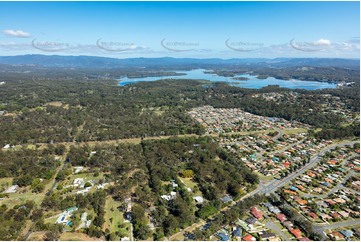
[[298, 237, 310, 241], [236, 219, 249, 231], [313, 187, 323, 194], [325, 199, 336, 206], [284, 189, 297, 195], [308, 212, 318, 219], [259, 231, 276, 241], [73, 178, 84, 188], [295, 197, 307, 206], [217, 232, 230, 241], [333, 198, 346, 204], [339, 230, 354, 238], [4, 185, 18, 194], [193, 196, 204, 204], [328, 231, 345, 240], [330, 212, 341, 219], [283, 221, 293, 230], [319, 213, 332, 221], [290, 228, 302, 239], [220, 195, 233, 203], [338, 211, 349, 219], [242, 234, 256, 241], [232, 227, 242, 238], [250, 207, 263, 220], [245, 217, 257, 225], [276, 213, 287, 223]]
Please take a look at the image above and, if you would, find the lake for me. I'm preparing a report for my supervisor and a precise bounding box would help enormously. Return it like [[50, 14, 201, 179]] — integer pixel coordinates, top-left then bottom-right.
[[118, 69, 337, 90]]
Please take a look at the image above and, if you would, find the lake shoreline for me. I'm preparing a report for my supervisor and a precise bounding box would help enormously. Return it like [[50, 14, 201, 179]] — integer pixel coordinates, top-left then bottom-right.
[[118, 69, 337, 90]]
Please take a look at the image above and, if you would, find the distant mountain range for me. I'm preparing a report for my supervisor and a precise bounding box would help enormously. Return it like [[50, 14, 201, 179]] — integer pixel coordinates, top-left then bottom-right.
[[0, 55, 359, 69]]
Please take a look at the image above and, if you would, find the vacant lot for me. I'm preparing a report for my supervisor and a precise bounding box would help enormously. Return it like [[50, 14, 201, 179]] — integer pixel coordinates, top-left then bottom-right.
[[103, 196, 130, 239], [178, 177, 202, 196], [60, 232, 103, 241]]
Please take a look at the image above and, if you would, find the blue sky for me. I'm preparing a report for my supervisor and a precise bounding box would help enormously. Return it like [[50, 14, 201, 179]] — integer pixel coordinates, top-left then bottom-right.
[[0, 1, 359, 58]]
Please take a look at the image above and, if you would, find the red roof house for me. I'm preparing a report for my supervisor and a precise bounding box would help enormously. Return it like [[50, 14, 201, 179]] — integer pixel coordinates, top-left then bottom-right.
[[276, 213, 287, 223], [290, 228, 302, 239], [250, 207, 263, 220], [308, 212, 318, 219], [242, 234, 256, 241]]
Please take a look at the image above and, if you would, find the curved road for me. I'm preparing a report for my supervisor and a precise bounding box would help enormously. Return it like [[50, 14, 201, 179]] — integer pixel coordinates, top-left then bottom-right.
[[257, 140, 358, 195]]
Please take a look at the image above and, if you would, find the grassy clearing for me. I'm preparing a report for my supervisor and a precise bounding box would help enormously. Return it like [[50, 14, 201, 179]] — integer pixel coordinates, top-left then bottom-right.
[[256, 172, 275, 181], [0, 177, 13, 187], [46, 101, 63, 107], [44, 214, 59, 224], [314, 128, 323, 133], [282, 128, 308, 135], [62, 172, 101, 187], [219, 129, 277, 137], [2, 188, 45, 208], [178, 177, 202, 196], [28, 231, 47, 241], [171, 232, 185, 241], [60, 232, 102, 241], [103, 196, 130, 239], [19, 220, 33, 238]]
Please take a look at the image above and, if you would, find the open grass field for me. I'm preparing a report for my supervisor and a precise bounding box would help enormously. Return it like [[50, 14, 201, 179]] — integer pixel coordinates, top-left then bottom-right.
[[178, 177, 202, 196], [0, 177, 13, 187], [60, 232, 103, 241], [28, 231, 47, 241], [103, 196, 130, 239], [44, 214, 59, 224], [46, 101, 63, 107], [2, 189, 45, 208], [282, 128, 308, 135], [256, 172, 275, 181], [62, 172, 100, 186], [217, 128, 277, 137]]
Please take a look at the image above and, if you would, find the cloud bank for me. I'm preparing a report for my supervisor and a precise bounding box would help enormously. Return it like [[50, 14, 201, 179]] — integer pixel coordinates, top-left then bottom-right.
[[3, 29, 31, 38]]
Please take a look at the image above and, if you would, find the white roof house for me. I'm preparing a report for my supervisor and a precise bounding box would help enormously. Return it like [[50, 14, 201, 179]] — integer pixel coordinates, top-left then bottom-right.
[[193, 196, 204, 203], [73, 166, 84, 174], [4, 185, 19, 194], [73, 178, 84, 187]]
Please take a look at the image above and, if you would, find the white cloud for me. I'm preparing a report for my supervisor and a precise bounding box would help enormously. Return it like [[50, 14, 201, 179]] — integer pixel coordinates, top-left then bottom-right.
[[313, 38, 331, 46], [3, 29, 31, 38]]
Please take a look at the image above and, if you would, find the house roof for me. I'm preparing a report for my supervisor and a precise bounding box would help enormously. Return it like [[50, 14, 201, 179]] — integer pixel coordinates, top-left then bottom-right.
[[242, 234, 256, 241], [290, 228, 302, 239], [259, 231, 276, 239], [217, 233, 230, 241], [220, 195, 233, 203], [308, 212, 318, 219], [232, 228, 242, 237], [339, 230, 354, 238], [276, 213, 287, 222], [245, 217, 257, 224], [329, 231, 344, 239], [298, 237, 310, 241], [250, 207, 263, 219]]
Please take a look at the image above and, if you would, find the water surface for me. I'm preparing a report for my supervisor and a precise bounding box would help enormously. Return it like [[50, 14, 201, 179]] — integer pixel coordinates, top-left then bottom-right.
[[118, 69, 337, 90]]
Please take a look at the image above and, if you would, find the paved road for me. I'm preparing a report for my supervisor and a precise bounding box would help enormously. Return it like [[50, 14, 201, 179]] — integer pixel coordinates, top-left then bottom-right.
[[264, 211, 291, 241], [270, 139, 305, 156], [303, 170, 356, 199], [265, 221, 290, 241], [313, 219, 361, 240], [24, 157, 68, 240], [257, 141, 358, 195], [168, 188, 260, 240], [167, 140, 358, 240], [272, 128, 283, 142]]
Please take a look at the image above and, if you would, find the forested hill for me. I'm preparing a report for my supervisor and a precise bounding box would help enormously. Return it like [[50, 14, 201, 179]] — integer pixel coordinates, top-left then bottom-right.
[[0, 55, 359, 69]]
